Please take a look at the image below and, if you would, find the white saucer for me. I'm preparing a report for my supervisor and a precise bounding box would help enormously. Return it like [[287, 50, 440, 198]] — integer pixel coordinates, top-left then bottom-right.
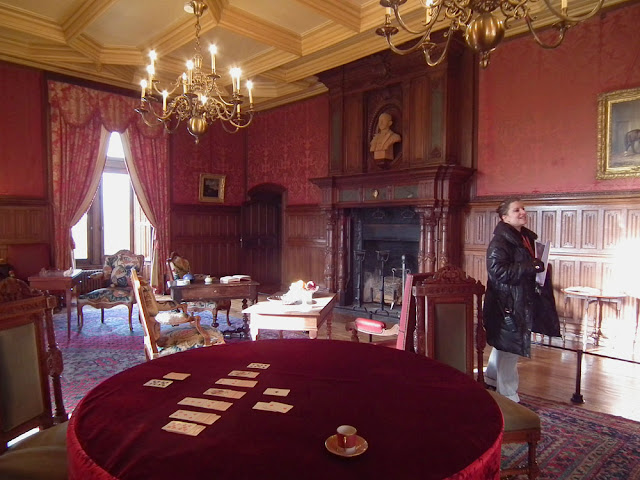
[[325, 434, 368, 458]]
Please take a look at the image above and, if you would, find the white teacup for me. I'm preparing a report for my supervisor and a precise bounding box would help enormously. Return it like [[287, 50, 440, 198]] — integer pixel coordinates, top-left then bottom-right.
[[205, 276, 213, 284]]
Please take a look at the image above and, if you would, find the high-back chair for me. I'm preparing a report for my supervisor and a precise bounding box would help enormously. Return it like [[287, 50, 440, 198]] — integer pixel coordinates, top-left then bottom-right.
[[0, 277, 68, 480], [167, 251, 231, 328], [132, 270, 224, 360], [413, 264, 541, 480], [77, 249, 144, 330]]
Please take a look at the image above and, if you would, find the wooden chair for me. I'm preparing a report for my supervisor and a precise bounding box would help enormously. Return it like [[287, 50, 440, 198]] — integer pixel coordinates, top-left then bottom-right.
[[77, 249, 145, 330], [346, 273, 431, 349], [0, 277, 68, 480], [167, 251, 232, 328], [413, 264, 541, 480], [132, 270, 224, 361]]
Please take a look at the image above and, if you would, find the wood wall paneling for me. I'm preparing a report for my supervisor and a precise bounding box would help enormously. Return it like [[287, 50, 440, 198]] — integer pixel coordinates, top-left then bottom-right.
[[283, 206, 326, 287], [464, 196, 640, 336], [170, 206, 241, 278]]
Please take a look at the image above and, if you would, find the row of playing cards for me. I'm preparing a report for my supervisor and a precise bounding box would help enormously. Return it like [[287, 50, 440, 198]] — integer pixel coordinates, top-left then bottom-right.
[[156, 362, 292, 436]]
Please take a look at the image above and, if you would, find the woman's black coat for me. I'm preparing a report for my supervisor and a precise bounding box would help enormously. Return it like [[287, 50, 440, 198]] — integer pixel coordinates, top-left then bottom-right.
[[482, 221, 561, 357]]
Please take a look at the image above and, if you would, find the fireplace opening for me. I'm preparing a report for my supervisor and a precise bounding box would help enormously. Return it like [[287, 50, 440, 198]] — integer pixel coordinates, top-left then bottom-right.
[[348, 207, 419, 318]]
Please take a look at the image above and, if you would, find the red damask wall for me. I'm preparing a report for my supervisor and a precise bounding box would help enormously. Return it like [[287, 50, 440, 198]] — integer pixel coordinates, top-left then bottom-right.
[[0, 62, 46, 198], [170, 122, 247, 205], [477, 3, 640, 196], [246, 95, 329, 205]]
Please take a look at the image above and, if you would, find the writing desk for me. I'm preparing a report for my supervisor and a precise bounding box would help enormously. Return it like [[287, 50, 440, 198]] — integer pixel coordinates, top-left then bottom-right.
[[67, 340, 502, 479], [169, 279, 259, 333], [28, 269, 83, 339]]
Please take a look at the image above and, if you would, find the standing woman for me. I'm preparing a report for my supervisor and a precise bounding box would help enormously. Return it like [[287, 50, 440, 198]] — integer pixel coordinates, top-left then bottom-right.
[[483, 198, 561, 402]]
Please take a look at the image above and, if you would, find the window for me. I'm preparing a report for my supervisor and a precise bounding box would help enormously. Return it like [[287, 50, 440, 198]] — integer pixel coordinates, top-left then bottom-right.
[[72, 132, 153, 267]]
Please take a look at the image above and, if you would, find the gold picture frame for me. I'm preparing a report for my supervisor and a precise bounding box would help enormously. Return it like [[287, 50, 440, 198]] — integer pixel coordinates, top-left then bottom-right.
[[597, 87, 640, 179], [198, 174, 226, 203]]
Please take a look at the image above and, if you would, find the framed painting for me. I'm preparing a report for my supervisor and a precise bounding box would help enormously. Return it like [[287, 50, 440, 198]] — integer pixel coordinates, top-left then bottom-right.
[[199, 174, 226, 203], [597, 87, 640, 179]]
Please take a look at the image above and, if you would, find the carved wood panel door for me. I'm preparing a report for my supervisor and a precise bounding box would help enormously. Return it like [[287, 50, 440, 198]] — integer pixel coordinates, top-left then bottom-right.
[[240, 199, 281, 293]]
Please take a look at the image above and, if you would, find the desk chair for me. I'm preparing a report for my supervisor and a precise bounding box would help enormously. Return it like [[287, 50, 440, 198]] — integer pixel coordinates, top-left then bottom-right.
[[132, 270, 224, 360], [77, 249, 144, 330], [413, 265, 541, 480], [0, 278, 68, 480], [167, 252, 231, 328]]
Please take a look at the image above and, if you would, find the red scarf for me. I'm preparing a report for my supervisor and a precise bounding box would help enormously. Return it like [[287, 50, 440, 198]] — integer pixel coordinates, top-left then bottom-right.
[[522, 234, 535, 258]]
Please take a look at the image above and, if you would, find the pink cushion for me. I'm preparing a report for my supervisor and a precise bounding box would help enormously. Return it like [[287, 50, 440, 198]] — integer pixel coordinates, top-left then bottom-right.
[[354, 318, 386, 334], [7, 243, 51, 280]]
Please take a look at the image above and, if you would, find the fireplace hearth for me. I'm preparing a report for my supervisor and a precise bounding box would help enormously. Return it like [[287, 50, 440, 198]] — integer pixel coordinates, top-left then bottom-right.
[[350, 207, 419, 314]]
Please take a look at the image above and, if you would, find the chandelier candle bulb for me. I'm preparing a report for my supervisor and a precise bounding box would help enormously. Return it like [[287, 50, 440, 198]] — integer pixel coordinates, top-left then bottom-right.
[[146, 64, 154, 89], [385, 7, 392, 16], [209, 45, 217, 72], [149, 50, 157, 70], [162, 90, 168, 111], [182, 73, 188, 93], [246, 80, 253, 104], [561, 0, 567, 9], [186, 60, 194, 84], [140, 80, 147, 100]]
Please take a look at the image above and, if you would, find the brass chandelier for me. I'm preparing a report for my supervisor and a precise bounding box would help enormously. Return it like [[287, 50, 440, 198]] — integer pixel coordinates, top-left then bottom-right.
[[135, 1, 253, 143], [376, 0, 605, 68]]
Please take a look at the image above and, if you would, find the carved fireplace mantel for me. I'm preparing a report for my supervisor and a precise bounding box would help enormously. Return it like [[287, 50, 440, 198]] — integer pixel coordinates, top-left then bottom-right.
[[311, 165, 474, 304]]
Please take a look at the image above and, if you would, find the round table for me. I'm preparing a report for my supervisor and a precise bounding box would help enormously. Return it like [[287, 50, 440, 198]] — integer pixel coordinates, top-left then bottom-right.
[[68, 340, 503, 479]]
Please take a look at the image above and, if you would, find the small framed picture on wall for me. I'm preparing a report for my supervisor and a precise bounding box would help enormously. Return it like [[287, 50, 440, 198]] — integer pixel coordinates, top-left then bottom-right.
[[199, 174, 226, 203]]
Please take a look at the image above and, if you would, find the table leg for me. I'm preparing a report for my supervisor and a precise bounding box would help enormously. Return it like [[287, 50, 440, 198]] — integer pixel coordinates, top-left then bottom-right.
[[326, 313, 332, 340], [65, 288, 72, 339]]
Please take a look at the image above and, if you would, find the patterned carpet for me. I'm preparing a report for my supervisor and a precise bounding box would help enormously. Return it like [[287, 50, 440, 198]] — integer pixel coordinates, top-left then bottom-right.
[[53, 307, 640, 479]]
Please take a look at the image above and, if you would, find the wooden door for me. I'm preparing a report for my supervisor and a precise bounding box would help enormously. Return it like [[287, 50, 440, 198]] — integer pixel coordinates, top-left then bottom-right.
[[241, 199, 281, 292]]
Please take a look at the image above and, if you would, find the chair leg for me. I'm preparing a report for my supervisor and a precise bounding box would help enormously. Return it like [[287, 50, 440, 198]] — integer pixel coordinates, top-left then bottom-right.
[[127, 305, 133, 331], [528, 440, 539, 480], [211, 308, 219, 328], [101, 308, 105, 323], [77, 304, 84, 328]]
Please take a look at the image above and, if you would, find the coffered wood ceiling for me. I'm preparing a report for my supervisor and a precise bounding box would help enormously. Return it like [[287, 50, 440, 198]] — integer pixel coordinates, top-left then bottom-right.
[[0, 0, 627, 110]]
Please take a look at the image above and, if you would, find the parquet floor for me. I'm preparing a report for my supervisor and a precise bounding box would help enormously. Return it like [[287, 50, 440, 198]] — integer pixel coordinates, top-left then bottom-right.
[[233, 297, 640, 423]]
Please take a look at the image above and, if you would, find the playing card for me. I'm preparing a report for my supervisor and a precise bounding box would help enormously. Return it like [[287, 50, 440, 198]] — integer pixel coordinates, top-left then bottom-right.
[[216, 378, 258, 388], [263, 388, 290, 397], [162, 420, 206, 436], [228, 370, 260, 378], [253, 401, 293, 413], [144, 379, 173, 388], [204, 388, 246, 399], [268, 401, 293, 413], [170, 409, 221, 425], [178, 397, 233, 411], [164, 372, 191, 381], [247, 363, 270, 369]]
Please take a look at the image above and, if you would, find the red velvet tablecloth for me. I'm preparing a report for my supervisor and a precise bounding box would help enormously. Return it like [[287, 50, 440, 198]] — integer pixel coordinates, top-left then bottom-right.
[[68, 340, 502, 479]]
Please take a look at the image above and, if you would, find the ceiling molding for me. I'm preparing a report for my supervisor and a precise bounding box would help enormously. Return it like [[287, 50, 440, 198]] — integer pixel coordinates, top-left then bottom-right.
[[293, 0, 362, 32], [63, 0, 118, 42]]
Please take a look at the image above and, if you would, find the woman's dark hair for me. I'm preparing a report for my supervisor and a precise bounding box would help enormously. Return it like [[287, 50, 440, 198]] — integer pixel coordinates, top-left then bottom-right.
[[496, 197, 521, 218]]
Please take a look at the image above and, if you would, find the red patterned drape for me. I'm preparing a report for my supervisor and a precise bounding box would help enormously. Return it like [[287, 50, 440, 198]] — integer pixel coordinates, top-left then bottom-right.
[[48, 81, 169, 291], [123, 122, 171, 293]]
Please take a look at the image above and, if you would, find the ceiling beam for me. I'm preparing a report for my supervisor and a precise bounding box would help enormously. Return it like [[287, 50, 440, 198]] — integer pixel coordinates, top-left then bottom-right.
[[63, 0, 118, 42], [219, 6, 302, 56], [0, 5, 65, 44]]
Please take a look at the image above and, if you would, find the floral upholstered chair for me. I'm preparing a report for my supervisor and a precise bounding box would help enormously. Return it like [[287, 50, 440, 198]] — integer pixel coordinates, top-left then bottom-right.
[[167, 251, 232, 328], [77, 249, 144, 331], [132, 270, 224, 360]]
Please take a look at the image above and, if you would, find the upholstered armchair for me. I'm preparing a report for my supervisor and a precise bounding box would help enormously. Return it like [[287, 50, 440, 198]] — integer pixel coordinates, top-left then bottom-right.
[[77, 249, 144, 331], [167, 251, 232, 328], [132, 270, 224, 360]]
